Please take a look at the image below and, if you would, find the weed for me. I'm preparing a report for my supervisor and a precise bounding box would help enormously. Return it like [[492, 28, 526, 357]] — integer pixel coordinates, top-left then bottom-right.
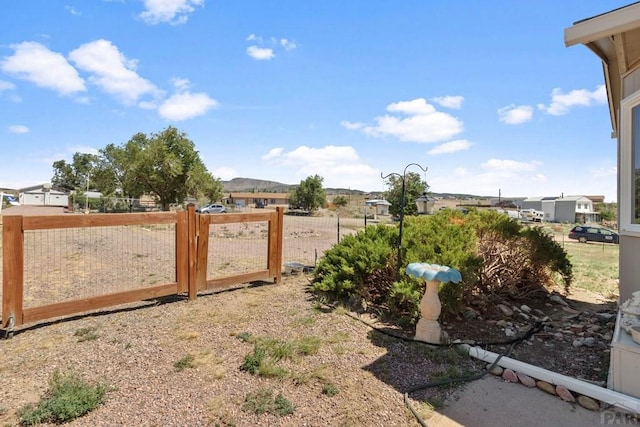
[[296, 336, 322, 355], [243, 388, 294, 417], [235, 331, 253, 343], [259, 338, 295, 362], [240, 344, 266, 374], [257, 359, 288, 378], [321, 382, 339, 397], [17, 370, 109, 425], [74, 326, 99, 342], [290, 315, 316, 328], [174, 354, 196, 371]]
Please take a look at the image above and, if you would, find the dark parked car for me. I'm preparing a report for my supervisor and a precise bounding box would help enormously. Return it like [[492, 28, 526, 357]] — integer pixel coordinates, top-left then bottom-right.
[[196, 203, 226, 214], [568, 225, 619, 244]]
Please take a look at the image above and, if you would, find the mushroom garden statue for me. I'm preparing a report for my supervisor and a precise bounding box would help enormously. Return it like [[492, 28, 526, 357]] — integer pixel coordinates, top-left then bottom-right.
[[406, 263, 462, 344]]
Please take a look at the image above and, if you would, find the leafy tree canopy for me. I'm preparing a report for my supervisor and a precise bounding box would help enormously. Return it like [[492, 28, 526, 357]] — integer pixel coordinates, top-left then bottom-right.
[[51, 127, 223, 210], [383, 171, 429, 217], [288, 175, 327, 212]]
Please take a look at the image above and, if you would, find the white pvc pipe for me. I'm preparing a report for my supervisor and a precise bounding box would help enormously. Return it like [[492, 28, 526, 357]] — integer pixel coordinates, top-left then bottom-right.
[[467, 345, 640, 414]]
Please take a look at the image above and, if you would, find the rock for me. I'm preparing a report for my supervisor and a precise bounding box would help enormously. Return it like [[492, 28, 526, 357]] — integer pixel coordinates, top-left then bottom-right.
[[496, 319, 508, 327], [517, 312, 531, 321], [597, 312, 615, 321], [550, 294, 569, 306], [533, 308, 546, 317], [504, 327, 516, 338], [498, 304, 514, 317], [536, 380, 557, 395], [556, 385, 575, 402], [520, 304, 532, 313], [502, 368, 518, 383], [553, 332, 564, 341], [572, 338, 584, 348], [570, 324, 585, 333], [463, 307, 479, 320], [486, 363, 503, 376], [516, 372, 536, 387], [577, 395, 600, 411], [562, 306, 580, 314], [583, 337, 596, 347]]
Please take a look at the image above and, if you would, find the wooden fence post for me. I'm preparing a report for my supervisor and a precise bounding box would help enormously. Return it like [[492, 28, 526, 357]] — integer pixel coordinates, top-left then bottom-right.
[[186, 204, 198, 300], [268, 207, 284, 284], [2, 215, 24, 331]]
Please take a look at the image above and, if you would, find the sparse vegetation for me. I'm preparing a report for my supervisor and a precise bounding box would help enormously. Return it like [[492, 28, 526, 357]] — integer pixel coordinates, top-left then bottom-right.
[[17, 370, 110, 425], [174, 353, 196, 371], [321, 382, 339, 397], [74, 326, 100, 342], [242, 388, 295, 417]]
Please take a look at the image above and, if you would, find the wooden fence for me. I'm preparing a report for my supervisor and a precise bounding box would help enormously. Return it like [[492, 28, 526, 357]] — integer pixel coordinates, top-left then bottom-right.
[[1, 206, 283, 333]]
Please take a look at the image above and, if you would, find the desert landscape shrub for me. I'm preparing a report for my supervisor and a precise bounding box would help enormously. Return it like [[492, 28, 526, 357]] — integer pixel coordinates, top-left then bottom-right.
[[17, 370, 110, 425], [311, 208, 573, 323]]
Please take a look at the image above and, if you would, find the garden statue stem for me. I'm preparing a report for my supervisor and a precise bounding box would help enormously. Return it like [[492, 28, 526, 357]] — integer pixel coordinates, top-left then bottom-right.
[[415, 279, 443, 344]]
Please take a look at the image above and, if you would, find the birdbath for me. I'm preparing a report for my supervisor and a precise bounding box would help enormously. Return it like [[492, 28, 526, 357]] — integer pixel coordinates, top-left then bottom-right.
[[406, 263, 462, 344]]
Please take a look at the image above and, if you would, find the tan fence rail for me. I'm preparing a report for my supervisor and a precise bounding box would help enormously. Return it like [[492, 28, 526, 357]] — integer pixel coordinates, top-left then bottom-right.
[[1, 206, 283, 333]]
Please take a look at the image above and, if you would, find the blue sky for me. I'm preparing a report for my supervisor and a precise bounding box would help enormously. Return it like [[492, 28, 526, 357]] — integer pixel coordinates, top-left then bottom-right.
[[0, 1, 629, 202]]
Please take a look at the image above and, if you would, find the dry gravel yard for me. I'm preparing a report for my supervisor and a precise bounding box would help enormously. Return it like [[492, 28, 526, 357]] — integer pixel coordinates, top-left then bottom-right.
[[0, 274, 479, 426]]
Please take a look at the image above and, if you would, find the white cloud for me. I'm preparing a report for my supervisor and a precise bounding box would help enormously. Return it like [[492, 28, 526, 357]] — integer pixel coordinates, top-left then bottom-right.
[[481, 159, 541, 172], [262, 145, 381, 190], [8, 125, 29, 134], [427, 139, 472, 155], [247, 46, 274, 60], [537, 85, 607, 116], [246, 34, 262, 42], [68, 145, 100, 155], [1, 41, 86, 96], [0, 80, 15, 91], [432, 95, 463, 109], [340, 120, 365, 130], [212, 167, 237, 180], [66, 5, 81, 15], [498, 104, 534, 124], [262, 147, 284, 160], [158, 92, 218, 121], [69, 39, 159, 105], [139, 0, 204, 25], [280, 38, 297, 51], [350, 98, 463, 143], [171, 77, 191, 92]]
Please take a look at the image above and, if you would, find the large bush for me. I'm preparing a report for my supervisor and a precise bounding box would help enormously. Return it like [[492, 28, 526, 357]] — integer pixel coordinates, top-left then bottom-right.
[[311, 208, 573, 324]]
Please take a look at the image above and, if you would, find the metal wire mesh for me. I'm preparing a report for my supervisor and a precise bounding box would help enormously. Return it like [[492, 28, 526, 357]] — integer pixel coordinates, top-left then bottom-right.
[[21, 224, 176, 308]]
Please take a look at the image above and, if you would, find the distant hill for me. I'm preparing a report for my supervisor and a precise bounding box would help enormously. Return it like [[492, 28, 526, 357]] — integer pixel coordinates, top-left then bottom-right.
[[222, 178, 293, 193], [221, 177, 486, 199]]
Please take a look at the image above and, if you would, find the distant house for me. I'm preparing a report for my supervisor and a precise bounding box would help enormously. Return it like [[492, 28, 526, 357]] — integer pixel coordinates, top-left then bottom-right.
[[225, 192, 289, 207], [555, 195, 599, 224], [19, 184, 69, 207], [522, 196, 558, 222]]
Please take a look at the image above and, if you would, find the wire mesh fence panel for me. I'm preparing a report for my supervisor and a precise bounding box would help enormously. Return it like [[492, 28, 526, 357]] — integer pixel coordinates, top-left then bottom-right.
[[282, 215, 365, 268], [205, 221, 270, 279], [22, 224, 176, 308]]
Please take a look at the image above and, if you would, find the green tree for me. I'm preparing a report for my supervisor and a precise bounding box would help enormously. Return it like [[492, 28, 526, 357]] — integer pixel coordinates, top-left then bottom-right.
[[595, 202, 617, 222], [288, 175, 327, 212], [384, 171, 429, 217], [52, 153, 99, 192], [333, 195, 348, 208], [130, 127, 220, 211]]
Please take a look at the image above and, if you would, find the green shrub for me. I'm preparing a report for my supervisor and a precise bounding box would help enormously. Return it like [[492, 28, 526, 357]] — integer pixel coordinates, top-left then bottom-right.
[[311, 224, 396, 302], [311, 207, 573, 322], [17, 370, 109, 425]]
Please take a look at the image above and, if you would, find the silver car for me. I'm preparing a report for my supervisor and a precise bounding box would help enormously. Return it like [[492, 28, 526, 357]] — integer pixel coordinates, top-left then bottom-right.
[[196, 203, 227, 214]]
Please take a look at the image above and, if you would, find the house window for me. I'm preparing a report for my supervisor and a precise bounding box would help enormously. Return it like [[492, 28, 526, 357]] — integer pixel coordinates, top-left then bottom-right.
[[620, 90, 640, 233]]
